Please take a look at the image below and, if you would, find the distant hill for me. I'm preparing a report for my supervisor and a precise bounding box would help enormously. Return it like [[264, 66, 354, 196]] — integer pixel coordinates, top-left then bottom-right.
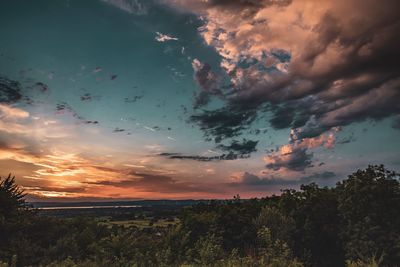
[[29, 199, 209, 209]]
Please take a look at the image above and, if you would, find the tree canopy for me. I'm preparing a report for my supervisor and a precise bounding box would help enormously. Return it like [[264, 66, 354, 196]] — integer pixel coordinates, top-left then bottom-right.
[[0, 165, 399, 267]]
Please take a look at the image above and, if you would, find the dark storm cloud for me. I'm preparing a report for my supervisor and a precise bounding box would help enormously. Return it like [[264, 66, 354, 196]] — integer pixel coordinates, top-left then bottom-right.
[[0, 77, 22, 103], [171, 0, 400, 171], [193, 91, 210, 109], [228, 1, 400, 135], [193, 61, 218, 90], [269, 105, 296, 129], [209, 0, 292, 8], [216, 139, 258, 155], [267, 100, 311, 130], [265, 146, 313, 172], [169, 0, 292, 14], [189, 106, 257, 142], [232, 171, 336, 188], [159, 151, 250, 161], [0, 76, 54, 106], [192, 59, 221, 108], [88, 172, 221, 193]]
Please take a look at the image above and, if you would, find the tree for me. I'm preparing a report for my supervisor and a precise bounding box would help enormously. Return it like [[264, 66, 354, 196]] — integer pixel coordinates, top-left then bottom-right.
[[0, 174, 26, 217], [194, 233, 223, 265], [256, 227, 303, 267], [336, 165, 400, 265], [253, 206, 295, 244], [279, 184, 345, 267]]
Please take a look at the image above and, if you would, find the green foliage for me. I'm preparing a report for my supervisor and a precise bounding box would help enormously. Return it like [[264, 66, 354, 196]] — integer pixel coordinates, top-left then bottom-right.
[[346, 255, 383, 267], [279, 183, 345, 267], [0, 165, 399, 267], [253, 206, 295, 244], [45, 257, 77, 267], [0, 174, 26, 217], [0, 255, 16, 267], [194, 234, 223, 265], [337, 165, 400, 265]]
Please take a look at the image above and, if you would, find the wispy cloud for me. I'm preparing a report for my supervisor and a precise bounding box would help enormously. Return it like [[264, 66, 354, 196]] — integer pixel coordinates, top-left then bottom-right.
[[100, 0, 147, 15], [155, 32, 179, 42]]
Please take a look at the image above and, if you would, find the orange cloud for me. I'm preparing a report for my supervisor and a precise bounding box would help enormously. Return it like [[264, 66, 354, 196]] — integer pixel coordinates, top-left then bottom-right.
[[298, 133, 335, 149], [0, 104, 29, 119]]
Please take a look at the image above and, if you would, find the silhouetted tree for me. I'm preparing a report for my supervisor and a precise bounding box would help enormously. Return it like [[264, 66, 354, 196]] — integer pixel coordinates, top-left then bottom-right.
[[0, 174, 26, 217]]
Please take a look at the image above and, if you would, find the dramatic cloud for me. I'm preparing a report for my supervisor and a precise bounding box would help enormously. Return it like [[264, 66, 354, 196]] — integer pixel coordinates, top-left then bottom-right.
[[0, 77, 22, 104], [263, 128, 336, 171], [159, 151, 250, 161], [0, 104, 44, 159], [233, 170, 336, 188], [289, 128, 336, 149], [264, 145, 313, 171], [0, 104, 106, 198], [189, 106, 257, 142], [166, 0, 292, 13], [192, 59, 221, 108], [168, 0, 400, 170], [0, 104, 29, 120], [216, 139, 258, 155], [1, 0, 399, 200], [88, 172, 220, 193]]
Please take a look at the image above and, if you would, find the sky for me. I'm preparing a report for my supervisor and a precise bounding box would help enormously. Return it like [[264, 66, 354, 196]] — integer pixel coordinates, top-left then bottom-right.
[[0, 0, 399, 201]]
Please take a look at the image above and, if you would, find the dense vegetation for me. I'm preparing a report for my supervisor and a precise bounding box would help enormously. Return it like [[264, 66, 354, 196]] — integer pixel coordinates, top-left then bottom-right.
[[0, 165, 399, 267]]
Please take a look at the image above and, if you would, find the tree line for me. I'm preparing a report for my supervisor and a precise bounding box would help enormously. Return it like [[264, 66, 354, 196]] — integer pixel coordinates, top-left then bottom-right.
[[0, 165, 399, 266]]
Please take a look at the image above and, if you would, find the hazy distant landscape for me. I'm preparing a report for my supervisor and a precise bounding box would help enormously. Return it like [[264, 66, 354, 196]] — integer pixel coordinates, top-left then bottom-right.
[[31, 200, 200, 208]]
